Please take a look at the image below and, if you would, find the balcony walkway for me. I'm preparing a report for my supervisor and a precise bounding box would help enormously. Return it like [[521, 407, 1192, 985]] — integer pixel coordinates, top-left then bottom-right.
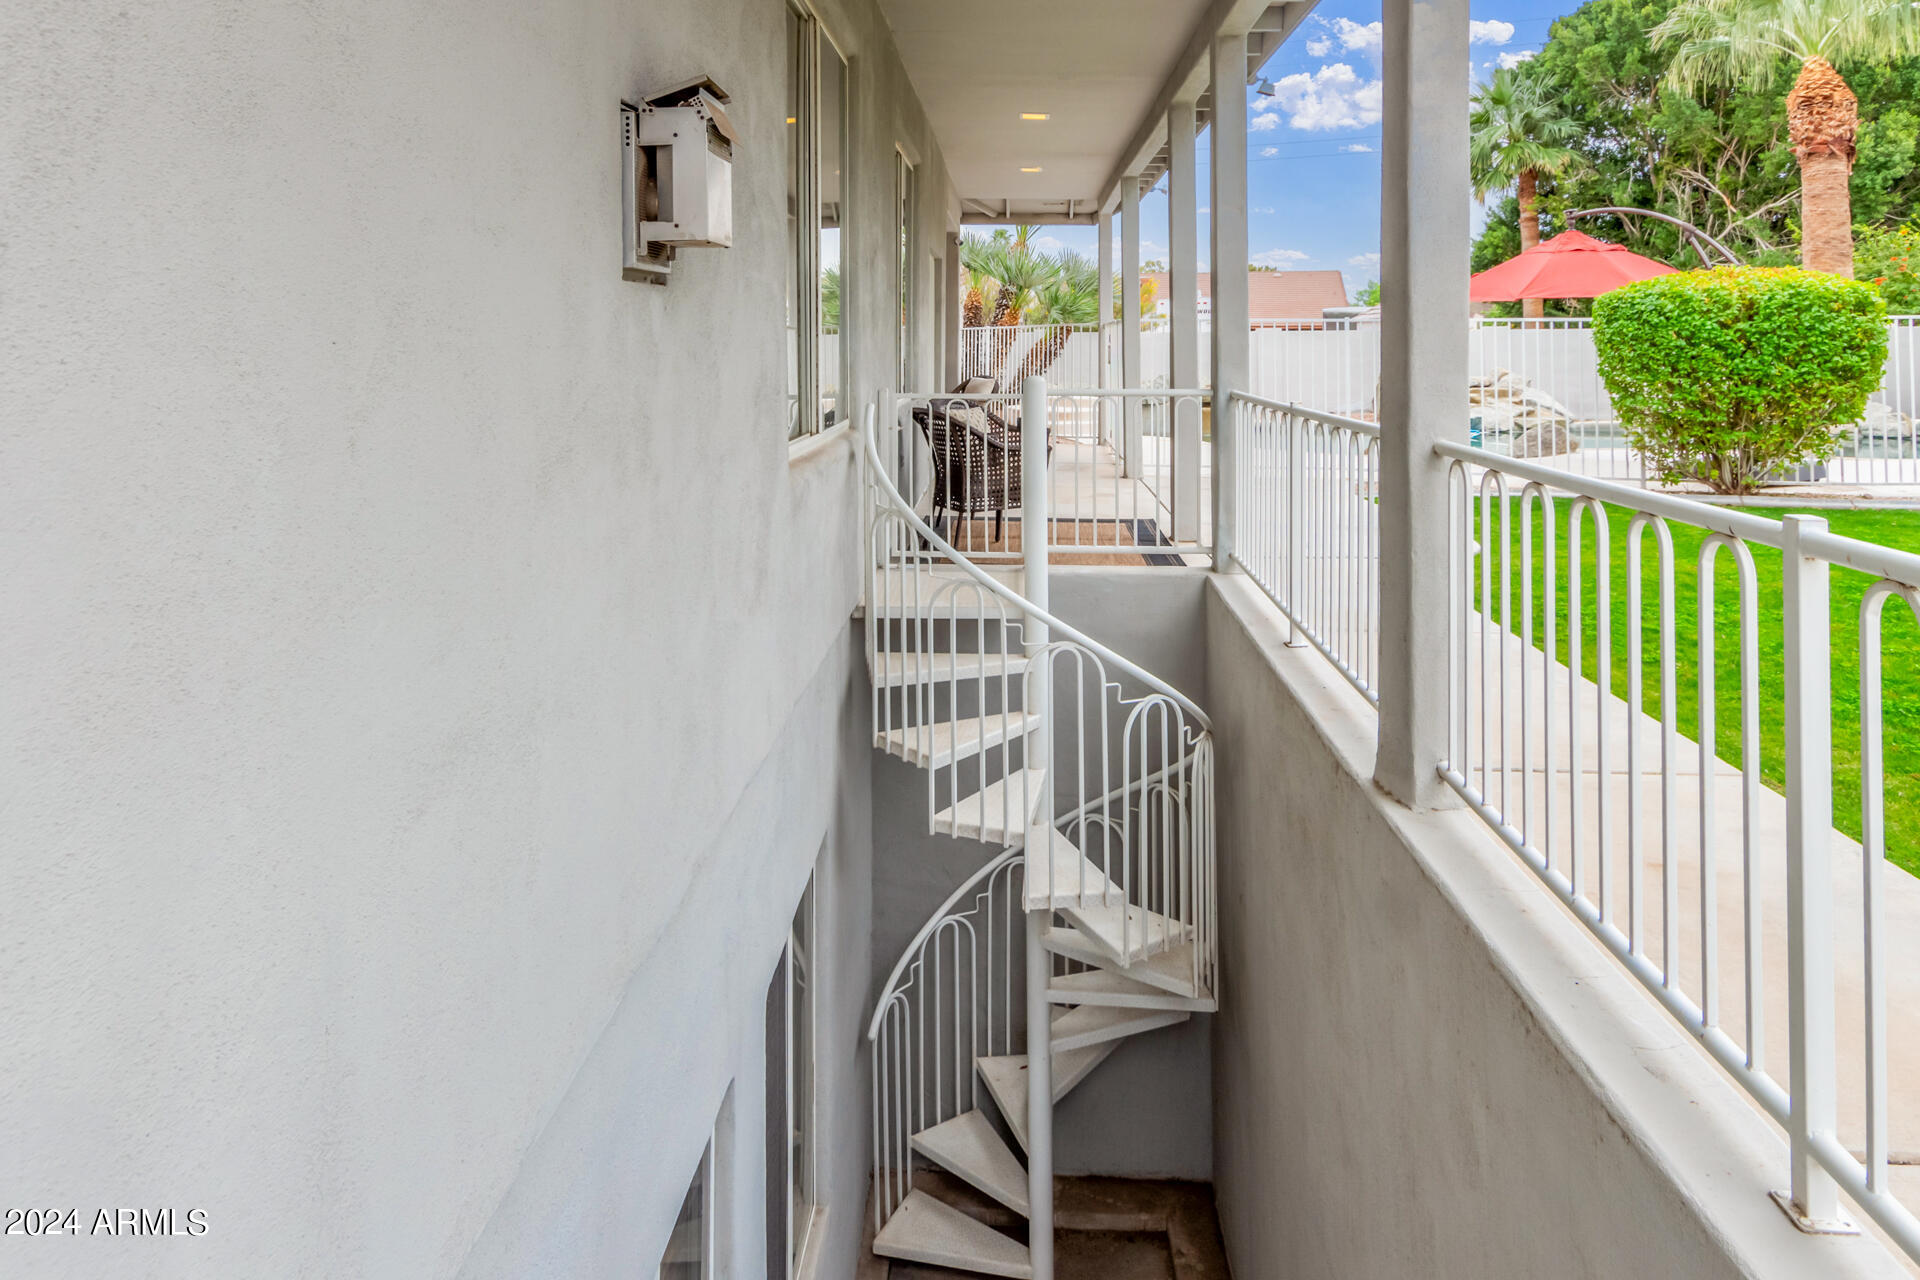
[[936, 428, 1213, 568], [1462, 616, 1920, 1212]]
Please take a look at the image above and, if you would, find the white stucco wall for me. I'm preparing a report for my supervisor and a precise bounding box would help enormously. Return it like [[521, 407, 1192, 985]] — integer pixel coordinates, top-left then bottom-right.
[[1204, 575, 1907, 1280], [0, 0, 951, 1273]]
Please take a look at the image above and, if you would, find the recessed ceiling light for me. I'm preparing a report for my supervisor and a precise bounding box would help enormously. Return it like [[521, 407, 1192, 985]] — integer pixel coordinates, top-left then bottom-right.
[[1019, 112, 1050, 121], [1020, 166, 1043, 173]]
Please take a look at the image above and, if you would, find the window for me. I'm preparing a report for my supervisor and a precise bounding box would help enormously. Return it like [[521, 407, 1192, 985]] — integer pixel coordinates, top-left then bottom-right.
[[895, 151, 915, 388], [765, 870, 819, 1278], [660, 1141, 712, 1280], [660, 1087, 732, 1280], [786, 6, 849, 441], [818, 42, 846, 430]]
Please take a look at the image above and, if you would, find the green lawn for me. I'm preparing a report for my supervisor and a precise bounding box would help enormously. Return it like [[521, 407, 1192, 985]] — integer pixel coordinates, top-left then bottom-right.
[[1474, 503, 1920, 879]]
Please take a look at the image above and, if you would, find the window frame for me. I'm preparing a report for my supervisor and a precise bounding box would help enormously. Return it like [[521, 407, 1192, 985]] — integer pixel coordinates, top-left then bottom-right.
[[894, 149, 916, 390], [659, 1135, 715, 1280], [787, 3, 851, 443], [785, 874, 818, 1275]]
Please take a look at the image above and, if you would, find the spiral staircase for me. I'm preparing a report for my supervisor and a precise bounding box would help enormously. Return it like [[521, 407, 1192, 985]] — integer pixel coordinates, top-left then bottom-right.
[[860, 392, 1217, 1279]]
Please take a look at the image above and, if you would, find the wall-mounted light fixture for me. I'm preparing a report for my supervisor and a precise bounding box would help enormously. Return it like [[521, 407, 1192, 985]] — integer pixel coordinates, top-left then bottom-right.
[[1255, 77, 1276, 97], [622, 76, 735, 282]]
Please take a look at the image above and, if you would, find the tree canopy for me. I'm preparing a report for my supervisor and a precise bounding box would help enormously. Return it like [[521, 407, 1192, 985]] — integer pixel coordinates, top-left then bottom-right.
[[1471, 0, 1920, 296]]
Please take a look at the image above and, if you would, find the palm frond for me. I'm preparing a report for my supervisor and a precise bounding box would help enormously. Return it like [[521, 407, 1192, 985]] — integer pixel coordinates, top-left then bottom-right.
[[1654, 0, 1920, 94]]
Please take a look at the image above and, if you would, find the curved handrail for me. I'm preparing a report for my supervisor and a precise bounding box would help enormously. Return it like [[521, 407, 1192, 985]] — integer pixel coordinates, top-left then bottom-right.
[[861, 735, 1205, 1045], [863, 402, 1212, 732], [865, 849, 1020, 1042]]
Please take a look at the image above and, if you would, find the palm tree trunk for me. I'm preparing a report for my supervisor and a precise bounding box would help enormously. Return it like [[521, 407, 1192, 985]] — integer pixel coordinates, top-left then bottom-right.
[[1016, 327, 1072, 386], [1787, 57, 1858, 277], [1518, 168, 1544, 321]]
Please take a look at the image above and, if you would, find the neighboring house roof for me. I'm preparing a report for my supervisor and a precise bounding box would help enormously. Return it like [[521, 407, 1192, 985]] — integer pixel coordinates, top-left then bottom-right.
[[1144, 269, 1351, 319]]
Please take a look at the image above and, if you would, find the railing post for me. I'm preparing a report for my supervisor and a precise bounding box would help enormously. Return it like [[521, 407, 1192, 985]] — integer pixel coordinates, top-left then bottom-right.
[[1019, 373, 1054, 1280], [1780, 514, 1847, 1231]]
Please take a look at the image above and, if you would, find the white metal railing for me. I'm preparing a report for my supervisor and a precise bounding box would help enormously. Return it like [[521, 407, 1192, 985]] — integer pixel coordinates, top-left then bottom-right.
[[880, 387, 1209, 560], [1436, 442, 1920, 1259], [1246, 315, 1920, 488], [1224, 381, 1920, 1256], [961, 324, 1103, 391], [1227, 392, 1381, 704], [1248, 315, 1379, 422], [868, 850, 1024, 1228]]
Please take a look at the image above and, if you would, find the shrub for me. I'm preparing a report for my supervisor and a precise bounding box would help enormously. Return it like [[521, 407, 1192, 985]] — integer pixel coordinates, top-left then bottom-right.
[[1855, 222, 1920, 314], [1593, 267, 1889, 493]]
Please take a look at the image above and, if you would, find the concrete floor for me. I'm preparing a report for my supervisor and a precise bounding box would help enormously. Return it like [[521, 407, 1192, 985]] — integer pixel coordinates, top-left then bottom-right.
[[890, 1230, 1176, 1280], [863, 1172, 1232, 1280]]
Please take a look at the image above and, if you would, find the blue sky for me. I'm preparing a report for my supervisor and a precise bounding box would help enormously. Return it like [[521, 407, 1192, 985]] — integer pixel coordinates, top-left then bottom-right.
[[1022, 0, 1583, 302]]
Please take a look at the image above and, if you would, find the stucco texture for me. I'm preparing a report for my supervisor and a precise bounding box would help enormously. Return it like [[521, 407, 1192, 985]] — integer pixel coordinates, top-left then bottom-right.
[[0, 0, 952, 1274]]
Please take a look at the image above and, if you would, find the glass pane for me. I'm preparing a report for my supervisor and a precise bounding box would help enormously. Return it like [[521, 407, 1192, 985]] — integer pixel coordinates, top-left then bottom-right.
[[897, 155, 913, 387], [788, 878, 816, 1264], [817, 43, 846, 431], [660, 1144, 709, 1280], [785, 9, 804, 440]]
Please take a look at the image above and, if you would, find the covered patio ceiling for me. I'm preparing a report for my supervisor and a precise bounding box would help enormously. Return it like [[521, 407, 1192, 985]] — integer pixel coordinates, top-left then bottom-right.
[[876, 0, 1318, 224]]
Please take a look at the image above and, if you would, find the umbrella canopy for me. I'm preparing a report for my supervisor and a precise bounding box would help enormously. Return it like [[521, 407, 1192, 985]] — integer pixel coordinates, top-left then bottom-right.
[[1470, 229, 1678, 302]]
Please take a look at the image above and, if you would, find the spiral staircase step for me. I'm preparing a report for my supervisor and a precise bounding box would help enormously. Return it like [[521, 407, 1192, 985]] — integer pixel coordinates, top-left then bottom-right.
[[911, 1109, 1031, 1217], [873, 1188, 1033, 1278], [879, 711, 1043, 768]]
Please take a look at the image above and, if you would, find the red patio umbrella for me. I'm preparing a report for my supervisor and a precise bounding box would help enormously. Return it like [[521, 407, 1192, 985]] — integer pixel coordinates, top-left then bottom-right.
[[1470, 228, 1678, 302]]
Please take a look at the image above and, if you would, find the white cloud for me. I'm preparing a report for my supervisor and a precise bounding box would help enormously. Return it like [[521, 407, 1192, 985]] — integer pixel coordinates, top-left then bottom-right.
[[1260, 146, 1279, 158], [1341, 143, 1375, 153], [1305, 37, 1332, 57], [1321, 18, 1384, 57], [1348, 252, 1381, 269], [1470, 19, 1515, 45], [1250, 110, 1281, 133], [1496, 49, 1536, 69], [1031, 234, 1072, 254], [1252, 248, 1311, 267], [1269, 63, 1384, 132], [1252, 205, 1276, 215]]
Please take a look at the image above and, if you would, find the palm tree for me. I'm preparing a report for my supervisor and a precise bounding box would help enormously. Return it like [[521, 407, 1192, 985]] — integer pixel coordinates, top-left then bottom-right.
[[1470, 67, 1579, 319], [1653, 0, 1920, 277], [981, 244, 1052, 378], [958, 233, 1002, 330], [1015, 251, 1101, 384]]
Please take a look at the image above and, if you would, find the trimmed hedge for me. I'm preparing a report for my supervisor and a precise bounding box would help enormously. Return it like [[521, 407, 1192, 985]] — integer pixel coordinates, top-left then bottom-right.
[[1593, 267, 1888, 493]]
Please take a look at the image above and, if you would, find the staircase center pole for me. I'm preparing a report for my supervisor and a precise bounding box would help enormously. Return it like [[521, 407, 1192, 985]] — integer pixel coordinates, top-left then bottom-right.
[[1020, 374, 1054, 1280]]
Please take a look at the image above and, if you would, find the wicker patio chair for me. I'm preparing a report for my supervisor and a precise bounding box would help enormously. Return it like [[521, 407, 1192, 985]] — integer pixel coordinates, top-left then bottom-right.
[[910, 389, 1050, 544]]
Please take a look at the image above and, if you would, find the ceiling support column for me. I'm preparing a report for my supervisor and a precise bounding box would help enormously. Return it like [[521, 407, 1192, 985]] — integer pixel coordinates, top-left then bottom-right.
[[1098, 209, 1115, 447], [1168, 100, 1202, 542], [943, 230, 962, 390], [1374, 0, 1469, 809], [1208, 32, 1249, 570], [1120, 174, 1144, 478]]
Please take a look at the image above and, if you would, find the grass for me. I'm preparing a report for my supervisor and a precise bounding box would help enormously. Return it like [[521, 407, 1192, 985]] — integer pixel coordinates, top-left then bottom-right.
[[1474, 502, 1920, 879]]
